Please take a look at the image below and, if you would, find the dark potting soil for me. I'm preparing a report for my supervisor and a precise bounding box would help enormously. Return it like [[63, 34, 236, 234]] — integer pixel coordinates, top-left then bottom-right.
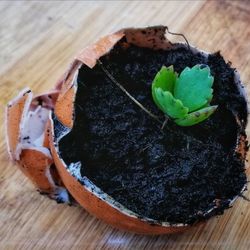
[[58, 40, 248, 224]]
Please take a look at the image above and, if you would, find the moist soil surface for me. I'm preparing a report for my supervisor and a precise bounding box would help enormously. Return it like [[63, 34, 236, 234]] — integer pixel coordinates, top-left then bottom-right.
[[58, 39, 248, 224]]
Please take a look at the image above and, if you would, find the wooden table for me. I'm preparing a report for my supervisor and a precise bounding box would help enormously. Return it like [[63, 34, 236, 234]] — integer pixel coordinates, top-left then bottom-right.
[[1, 1, 250, 249]]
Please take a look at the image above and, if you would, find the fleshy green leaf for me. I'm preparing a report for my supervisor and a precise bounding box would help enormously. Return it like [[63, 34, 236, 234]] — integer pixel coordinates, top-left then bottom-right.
[[175, 105, 218, 126], [174, 65, 214, 112], [152, 66, 177, 109], [155, 88, 189, 119]]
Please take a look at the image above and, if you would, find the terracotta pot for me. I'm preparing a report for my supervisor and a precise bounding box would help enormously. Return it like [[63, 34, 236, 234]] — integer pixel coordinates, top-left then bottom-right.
[[5, 26, 248, 234]]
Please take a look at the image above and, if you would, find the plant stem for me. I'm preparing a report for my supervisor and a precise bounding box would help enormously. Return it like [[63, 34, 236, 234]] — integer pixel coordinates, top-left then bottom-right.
[[161, 116, 169, 130], [97, 59, 162, 124]]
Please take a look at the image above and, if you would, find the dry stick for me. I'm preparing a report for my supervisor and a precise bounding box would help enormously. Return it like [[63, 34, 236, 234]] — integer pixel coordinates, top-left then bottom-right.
[[97, 59, 162, 124], [161, 116, 169, 130], [166, 26, 191, 50]]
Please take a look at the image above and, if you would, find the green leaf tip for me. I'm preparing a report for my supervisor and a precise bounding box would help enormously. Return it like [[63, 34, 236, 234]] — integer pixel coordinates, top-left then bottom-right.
[[151, 64, 218, 127], [152, 65, 177, 110], [175, 105, 218, 126], [155, 88, 188, 119], [174, 64, 214, 112]]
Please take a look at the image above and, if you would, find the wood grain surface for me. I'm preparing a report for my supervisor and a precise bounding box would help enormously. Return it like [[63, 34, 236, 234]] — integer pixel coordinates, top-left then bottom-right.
[[0, 1, 250, 249]]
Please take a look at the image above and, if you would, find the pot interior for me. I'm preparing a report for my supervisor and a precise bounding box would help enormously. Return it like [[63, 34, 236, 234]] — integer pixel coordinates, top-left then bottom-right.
[[56, 39, 248, 225]]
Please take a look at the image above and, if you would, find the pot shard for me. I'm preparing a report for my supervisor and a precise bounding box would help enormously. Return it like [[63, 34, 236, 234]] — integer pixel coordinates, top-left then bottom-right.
[[6, 26, 248, 234], [6, 88, 70, 203]]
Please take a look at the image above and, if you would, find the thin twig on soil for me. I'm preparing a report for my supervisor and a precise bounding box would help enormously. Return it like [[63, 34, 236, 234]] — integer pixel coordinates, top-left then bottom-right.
[[161, 116, 169, 130], [97, 59, 162, 125]]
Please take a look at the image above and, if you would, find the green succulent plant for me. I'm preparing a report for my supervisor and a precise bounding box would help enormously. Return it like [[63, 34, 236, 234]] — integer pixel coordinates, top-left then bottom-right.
[[152, 64, 218, 126]]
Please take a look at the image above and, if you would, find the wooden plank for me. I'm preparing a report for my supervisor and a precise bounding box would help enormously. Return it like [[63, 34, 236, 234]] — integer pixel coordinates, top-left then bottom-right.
[[0, 1, 249, 249]]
